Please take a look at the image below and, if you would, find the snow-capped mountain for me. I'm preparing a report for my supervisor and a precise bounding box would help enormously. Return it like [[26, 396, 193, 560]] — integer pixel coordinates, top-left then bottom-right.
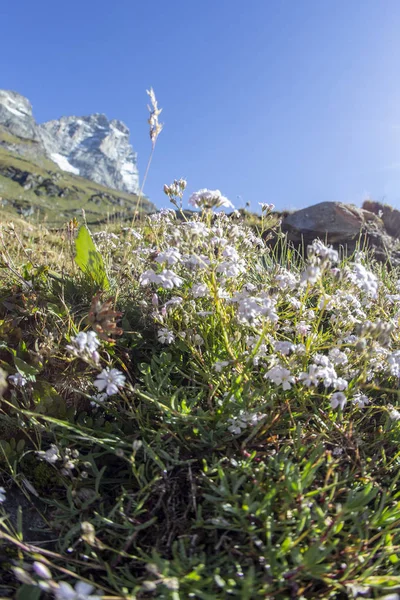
[[0, 90, 140, 194], [0, 90, 40, 141], [39, 114, 139, 193]]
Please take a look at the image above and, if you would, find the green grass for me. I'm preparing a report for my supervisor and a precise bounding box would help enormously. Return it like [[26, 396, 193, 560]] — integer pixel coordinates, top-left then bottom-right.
[[0, 201, 400, 599]]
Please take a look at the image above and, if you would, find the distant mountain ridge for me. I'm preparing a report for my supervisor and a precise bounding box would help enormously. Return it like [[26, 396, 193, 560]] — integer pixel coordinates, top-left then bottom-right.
[[0, 89, 140, 194]]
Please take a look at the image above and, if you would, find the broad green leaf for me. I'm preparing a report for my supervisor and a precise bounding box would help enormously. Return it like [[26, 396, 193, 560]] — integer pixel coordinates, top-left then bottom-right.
[[14, 356, 39, 381], [17, 585, 41, 600], [75, 225, 110, 290]]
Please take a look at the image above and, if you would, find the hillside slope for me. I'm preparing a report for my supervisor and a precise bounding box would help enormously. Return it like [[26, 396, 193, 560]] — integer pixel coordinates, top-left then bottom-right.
[[0, 126, 155, 227]]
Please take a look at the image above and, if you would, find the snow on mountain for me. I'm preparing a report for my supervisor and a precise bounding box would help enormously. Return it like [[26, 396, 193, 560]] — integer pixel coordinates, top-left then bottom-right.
[[39, 114, 140, 194], [50, 152, 80, 175], [0, 90, 40, 140]]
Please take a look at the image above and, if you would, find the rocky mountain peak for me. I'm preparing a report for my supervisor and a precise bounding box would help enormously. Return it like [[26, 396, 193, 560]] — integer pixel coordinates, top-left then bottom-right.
[[0, 90, 140, 194], [0, 89, 40, 141]]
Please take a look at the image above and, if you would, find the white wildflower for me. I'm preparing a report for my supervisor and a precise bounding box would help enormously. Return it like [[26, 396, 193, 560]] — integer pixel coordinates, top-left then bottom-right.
[[139, 269, 161, 286], [274, 341, 295, 356], [36, 444, 60, 464], [164, 296, 183, 309], [265, 365, 296, 390], [0, 487, 6, 503], [155, 248, 181, 265], [192, 283, 209, 298], [347, 262, 379, 299], [214, 360, 230, 372], [298, 364, 320, 387], [275, 270, 298, 290], [319, 294, 335, 310], [158, 328, 175, 344], [157, 269, 184, 289], [193, 334, 204, 346], [222, 245, 240, 261], [295, 321, 311, 336], [184, 254, 210, 268], [90, 393, 108, 407], [66, 331, 100, 363], [352, 393, 370, 409], [227, 411, 266, 434], [389, 408, 400, 421], [55, 581, 103, 600], [328, 348, 348, 366], [388, 351, 400, 377], [307, 240, 339, 263], [330, 392, 347, 409], [94, 368, 126, 396], [8, 373, 27, 387], [183, 221, 210, 236], [216, 259, 246, 278], [300, 265, 322, 285], [232, 293, 278, 325]]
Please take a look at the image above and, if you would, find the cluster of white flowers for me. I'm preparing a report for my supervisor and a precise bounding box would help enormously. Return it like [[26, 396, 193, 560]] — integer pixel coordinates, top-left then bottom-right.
[[36, 445, 85, 478], [299, 355, 348, 391], [66, 331, 100, 364], [188, 188, 234, 210], [55, 581, 102, 600], [387, 351, 400, 377], [347, 262, 379, 299], [227, 411, 266, 434], [155, 248, 181, 265], [8, 373, 28, 387], [307, 239, 339, 263], [127, 191, 400, 418], [300, 240, 339, 285], [36, 444, 60, 464], [140, 268, 183, 289], [231, 292, 278, 325], [265, 365, 296, 390]]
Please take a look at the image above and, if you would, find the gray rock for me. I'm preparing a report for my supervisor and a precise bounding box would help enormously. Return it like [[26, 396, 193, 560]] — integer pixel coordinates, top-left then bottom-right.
[[281, 201, 377, 243], [39, 113, 140, 194], [280, 201, 399, 262], [362, 199, 400, 239], [0, 90, 40, 141]]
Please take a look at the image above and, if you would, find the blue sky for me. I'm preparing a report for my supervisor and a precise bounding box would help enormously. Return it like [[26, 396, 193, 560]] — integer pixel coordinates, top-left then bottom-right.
[[3, 0, 400, 212]]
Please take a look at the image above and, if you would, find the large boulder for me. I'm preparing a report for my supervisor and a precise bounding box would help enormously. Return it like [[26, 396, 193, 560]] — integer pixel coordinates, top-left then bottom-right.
[[282, 202, 378, 242], [279, 201, 398, 261], [362, 199, 400, 239]]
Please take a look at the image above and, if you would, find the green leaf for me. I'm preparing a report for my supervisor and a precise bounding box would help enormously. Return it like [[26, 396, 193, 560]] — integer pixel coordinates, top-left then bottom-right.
[[14, 356, 39, 381], [75, 225, 110, 290], [17, 585, 41, 600]]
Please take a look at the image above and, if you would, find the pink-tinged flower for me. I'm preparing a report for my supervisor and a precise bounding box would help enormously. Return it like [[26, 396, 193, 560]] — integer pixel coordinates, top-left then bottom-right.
[[94, 368, 126, 396], [33, 562, 52, 579], [66, 331, 100, 364]]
